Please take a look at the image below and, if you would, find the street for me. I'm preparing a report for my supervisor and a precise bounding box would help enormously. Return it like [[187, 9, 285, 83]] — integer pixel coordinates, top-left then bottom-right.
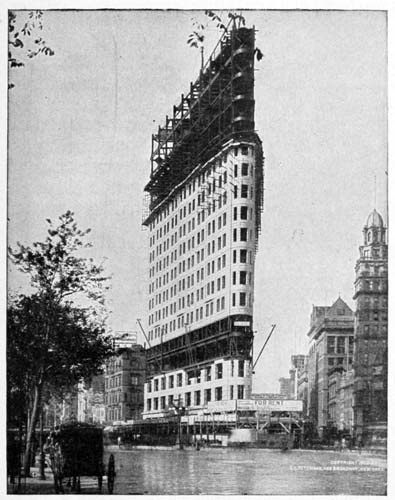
[[103, 447, 386, 495]]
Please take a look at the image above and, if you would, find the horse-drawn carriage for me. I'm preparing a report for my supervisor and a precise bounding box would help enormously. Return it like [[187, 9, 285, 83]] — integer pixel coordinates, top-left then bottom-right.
[[45, 422, 115, 494]]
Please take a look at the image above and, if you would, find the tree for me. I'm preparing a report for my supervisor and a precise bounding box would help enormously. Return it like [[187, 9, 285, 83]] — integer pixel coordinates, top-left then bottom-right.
[[187, 10, 263, 68], [8, 10, 54, 89], [8, 211, 112, 475]]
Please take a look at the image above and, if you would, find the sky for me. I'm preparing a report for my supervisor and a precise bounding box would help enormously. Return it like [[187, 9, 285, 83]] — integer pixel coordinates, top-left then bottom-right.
[[7, 9, 387, 393]]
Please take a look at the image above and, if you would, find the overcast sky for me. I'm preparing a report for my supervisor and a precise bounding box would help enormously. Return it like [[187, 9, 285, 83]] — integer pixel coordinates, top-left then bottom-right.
[[7, 9, 387, 392]]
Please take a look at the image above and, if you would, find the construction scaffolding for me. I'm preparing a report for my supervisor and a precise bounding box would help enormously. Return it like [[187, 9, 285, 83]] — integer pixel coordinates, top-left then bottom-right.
[[144, 25, 258, 217], [145, 316, 254, 378]]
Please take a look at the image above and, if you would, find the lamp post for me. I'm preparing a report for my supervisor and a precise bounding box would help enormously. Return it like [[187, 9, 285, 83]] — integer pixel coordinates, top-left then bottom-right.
[[172, 397, 185, 450]]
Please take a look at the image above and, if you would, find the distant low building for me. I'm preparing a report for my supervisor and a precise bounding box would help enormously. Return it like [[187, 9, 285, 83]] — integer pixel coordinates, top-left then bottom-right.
[[278, 377, 293, 399], [328, 368, 354, 434], [297, 364, 308, 417], [77, 375, 106, 424], [104, 344, 146, 424]]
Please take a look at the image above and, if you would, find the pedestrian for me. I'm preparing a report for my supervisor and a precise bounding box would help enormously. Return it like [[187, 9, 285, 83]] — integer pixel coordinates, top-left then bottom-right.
[[341, 437, 346, 452], [357, 436, 363, 454], [117, 435, 122, 449]]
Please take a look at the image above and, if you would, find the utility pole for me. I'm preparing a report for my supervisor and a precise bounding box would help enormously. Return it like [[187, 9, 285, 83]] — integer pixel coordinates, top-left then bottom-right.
[[172, 397, 185, 450]]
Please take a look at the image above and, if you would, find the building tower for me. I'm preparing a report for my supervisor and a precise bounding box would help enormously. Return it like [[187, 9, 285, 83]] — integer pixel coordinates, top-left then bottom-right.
[[353, 209, 388, 444], [142, 23, 264, 418]]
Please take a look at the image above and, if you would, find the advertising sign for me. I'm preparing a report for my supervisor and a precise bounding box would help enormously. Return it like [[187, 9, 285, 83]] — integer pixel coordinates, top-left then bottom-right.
[[207, 399, 236, 412], [237, 399, 303, 412]]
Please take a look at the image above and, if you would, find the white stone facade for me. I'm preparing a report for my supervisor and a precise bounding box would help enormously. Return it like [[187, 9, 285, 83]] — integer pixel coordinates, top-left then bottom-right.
[[144, 140, 261, 418]]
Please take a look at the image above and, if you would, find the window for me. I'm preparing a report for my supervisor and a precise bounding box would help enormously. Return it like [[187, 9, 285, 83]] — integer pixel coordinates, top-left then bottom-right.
[[185, 392, 191, 406], [234, 165, 238, 177], [154, 379, 159, 391], [234, 207, 237, 220], [240, 249, 247, 263], [337, 337, 345, 354], [230, 385, 234, 400], [241, 184, 248, 198], [216, 363, 223, 379], [232, 293, 236, 307], [240, 292, 246, 306], [237, 385, 244, 399], [169, 375, 174, 388], [206, 367, 211, 381], [240, 271, 247, 285], [233, 229, 237, 242], [240, 228, 247, 241], [238, 360, 244, 377], [205, 389, 211, 403], [215, 387, 223, 401], [240, 206, 248, 220], [195, 391, 201, 406], [241, 163, 248, 176], [160, 396, 166, 409], [177, 373, 183, 387], [241, 146, 248, 155], [327, 336, 335, 354]]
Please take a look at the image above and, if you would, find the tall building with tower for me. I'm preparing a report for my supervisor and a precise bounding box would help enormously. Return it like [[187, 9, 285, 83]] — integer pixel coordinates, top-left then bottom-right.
[[353, 209, 388, 444], [142, 23, 264, 418]]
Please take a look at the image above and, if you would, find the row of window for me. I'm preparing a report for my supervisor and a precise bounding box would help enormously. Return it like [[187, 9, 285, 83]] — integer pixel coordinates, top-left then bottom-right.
[[148, 361, 245, 393], [149, 277, 228, 325], [148, 145, 254, 231], [149, 204, 253, 283], [149, 295, 228, 339], [149, 290, 253, 339], [357, 324, 387, 335], [327, 336, 353, 355], [357, 310, 388, 322], [149, 210, 229, 265], [149, 184, 255, 264], [146, 385, 245, 411], [148, 247, 254, 310]]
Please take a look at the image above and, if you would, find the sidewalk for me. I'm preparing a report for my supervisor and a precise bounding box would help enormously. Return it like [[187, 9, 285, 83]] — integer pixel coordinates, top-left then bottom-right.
[[7, 467, 106, 495], [7, 467, 56, 495]]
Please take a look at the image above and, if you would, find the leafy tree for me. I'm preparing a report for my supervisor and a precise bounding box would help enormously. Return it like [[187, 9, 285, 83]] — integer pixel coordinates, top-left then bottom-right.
[[187, 10, 263, 67], [8, 211, 112, 475], [8, 10, 54, 89]]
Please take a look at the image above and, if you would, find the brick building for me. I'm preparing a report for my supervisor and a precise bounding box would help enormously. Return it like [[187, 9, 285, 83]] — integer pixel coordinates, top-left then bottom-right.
[[306, 298, 354, 436], [105, 344, 146, 424]]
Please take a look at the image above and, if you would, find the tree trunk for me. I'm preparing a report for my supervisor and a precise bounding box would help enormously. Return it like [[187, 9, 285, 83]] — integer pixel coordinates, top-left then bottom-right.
[[23, 382, 42, 476]]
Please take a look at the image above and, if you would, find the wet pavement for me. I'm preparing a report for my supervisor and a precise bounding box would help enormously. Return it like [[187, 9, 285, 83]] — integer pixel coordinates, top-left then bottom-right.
[[103, 447, 387, 495]]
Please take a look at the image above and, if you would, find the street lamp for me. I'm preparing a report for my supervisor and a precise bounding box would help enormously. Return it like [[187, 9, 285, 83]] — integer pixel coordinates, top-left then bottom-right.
[[172, 397, 185, 450]]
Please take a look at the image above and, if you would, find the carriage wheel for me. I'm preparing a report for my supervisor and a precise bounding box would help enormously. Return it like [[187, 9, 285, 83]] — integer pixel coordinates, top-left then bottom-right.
[[107, 454, 115, 494], [98, 462, 104, 492], [98, 474, 103, 492]]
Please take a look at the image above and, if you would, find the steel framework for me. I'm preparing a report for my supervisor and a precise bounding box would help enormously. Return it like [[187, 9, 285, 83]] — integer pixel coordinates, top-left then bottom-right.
[[145, 25, 258, 216]]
